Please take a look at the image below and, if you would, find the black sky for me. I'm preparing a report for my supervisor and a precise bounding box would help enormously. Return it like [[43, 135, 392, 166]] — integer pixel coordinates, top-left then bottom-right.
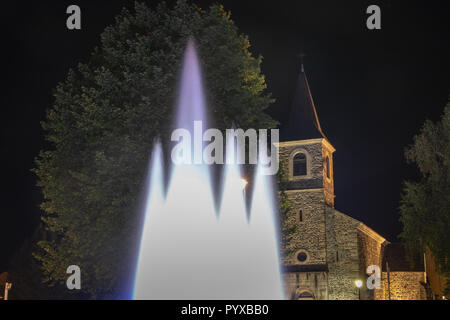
[[1, 0, 449, 269]]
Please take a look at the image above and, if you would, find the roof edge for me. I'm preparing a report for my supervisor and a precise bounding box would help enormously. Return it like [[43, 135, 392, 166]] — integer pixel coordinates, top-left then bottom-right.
[[275, 138, 335, 152], [357, 223, 388, 244]]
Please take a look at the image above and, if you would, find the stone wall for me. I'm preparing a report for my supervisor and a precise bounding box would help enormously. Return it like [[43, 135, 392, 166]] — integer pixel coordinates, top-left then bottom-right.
[[283, 189, 327, 265], [321, 140, 335, 207], [277, 140, 324, 191], [379, 272, 426, 300], [357, 225, 386, 300], [278, 138, 424, 300], [278, 140, 329, 265], [325, 209, 361, 300], [278, 138, 392, 300], [283, 272, 328, 300]]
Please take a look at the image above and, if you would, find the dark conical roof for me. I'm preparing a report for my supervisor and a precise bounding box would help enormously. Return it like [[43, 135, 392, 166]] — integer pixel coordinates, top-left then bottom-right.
[[281, 65, 327, 141]]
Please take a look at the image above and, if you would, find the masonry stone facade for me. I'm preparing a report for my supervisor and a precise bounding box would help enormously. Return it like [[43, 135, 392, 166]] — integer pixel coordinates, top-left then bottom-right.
[[378, 272, 427, 300], [278, 138, 427, 300]]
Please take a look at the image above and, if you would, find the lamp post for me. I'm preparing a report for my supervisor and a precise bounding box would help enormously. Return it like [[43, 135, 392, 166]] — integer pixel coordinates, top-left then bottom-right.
[[355, 279, 363, 300]]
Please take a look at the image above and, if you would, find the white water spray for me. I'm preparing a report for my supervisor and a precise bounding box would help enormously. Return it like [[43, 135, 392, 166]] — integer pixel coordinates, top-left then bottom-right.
[[133, 39, 283, 299]]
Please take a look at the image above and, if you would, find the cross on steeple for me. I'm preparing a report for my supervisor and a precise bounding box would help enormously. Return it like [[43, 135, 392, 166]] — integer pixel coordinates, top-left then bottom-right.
[[297, 52, 306, 73]]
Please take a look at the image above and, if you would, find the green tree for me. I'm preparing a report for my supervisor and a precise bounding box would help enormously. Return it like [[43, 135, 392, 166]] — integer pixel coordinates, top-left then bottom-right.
[[8, 224, 77, 299], [399, 98, 450, 294], [33, 1, 276, 299]]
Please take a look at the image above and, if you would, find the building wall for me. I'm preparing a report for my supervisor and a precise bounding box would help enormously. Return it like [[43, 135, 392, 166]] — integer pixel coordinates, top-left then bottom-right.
[[277, 138, 425, 301], [321, 140, 335, 207], [283, 272, 328, 300], [279, 140, 330, 299], [325, 209, 360, 300], [278, 140, 325, 191], [357, 226, 386, 300], [283, 189, 327, 265], [278, 139, 329, 265], [379, 272, 426, 300]]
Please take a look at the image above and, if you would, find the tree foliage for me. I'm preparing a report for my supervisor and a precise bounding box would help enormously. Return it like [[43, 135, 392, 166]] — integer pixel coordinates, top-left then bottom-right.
[[399, 98, 450, 294], [8, 224, 75, 299], [276, 162, 296, 257], [33, 1, 276, 298]]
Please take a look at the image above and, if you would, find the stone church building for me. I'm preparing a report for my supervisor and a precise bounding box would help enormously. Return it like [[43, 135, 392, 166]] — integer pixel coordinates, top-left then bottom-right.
[[277, 65, 427, 300]]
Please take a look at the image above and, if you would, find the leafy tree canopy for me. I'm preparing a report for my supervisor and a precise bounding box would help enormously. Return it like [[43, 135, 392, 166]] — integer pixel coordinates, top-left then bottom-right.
[[33, 0, 276, 298], [399, 98, 450, 294]]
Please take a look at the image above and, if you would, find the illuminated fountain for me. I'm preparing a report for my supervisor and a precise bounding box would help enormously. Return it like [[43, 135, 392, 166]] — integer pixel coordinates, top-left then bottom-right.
[[133, 39, 283, 299]]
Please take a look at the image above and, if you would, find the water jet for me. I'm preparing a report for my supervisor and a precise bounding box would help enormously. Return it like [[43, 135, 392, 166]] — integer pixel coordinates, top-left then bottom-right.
[[133, 39, 283, 299]]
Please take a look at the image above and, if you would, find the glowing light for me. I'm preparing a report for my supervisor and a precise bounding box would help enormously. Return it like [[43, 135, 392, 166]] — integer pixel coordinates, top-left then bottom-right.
[[355, 280, 363, 288], [240, 179, 248, 190]]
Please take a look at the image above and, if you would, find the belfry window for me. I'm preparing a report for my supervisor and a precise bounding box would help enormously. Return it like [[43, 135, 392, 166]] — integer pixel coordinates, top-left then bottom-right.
[[293, 153, 307, 176]]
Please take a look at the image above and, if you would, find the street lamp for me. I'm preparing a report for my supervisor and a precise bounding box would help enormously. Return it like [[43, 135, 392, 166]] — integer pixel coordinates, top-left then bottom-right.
[[355, 280, 363, 300]]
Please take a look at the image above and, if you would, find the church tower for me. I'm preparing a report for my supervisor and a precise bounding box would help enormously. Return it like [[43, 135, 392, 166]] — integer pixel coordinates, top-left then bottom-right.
[[278, 64, 422, 301], [278, 64, 336, 300], [280, 63, 335, 207]]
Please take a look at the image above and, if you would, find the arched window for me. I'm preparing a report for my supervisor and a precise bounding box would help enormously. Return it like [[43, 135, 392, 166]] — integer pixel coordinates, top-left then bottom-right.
[[325, 156, 330, 179], [299, 209, 303, 222], [293, 153, 307, 176]]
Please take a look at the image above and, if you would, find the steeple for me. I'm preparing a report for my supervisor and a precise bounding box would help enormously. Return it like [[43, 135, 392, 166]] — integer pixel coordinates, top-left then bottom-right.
[[282, 64, 327, 142]]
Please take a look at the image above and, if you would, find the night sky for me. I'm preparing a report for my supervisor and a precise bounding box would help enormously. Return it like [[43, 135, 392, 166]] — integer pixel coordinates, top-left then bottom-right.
[[1, 0, 449, 269]]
